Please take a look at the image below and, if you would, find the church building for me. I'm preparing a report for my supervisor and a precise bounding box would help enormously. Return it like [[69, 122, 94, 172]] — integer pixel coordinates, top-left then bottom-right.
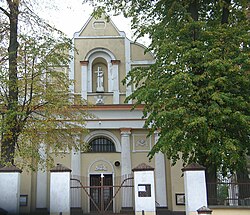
[[18, 15, 186, 214]]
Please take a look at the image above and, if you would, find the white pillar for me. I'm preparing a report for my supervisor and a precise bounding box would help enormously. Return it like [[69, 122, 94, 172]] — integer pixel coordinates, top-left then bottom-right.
[[182, 163, 207, 215], [111, 60, 120, 104], [36, 143, 47, 209], [124, 37, 132, 104], [121, 128, 132, 208], [81, 61, 88, 100], [154, 132, 167, 207], [0, 166, 22, 214], [71, 136, 81, 208], [50, 164, 71, 215], [69, 42, 75, 95], [132, 163, 156, 215]]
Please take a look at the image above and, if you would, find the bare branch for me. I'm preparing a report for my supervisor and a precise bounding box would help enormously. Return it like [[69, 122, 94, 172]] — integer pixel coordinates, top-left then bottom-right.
[[0, 6, 10, 17]]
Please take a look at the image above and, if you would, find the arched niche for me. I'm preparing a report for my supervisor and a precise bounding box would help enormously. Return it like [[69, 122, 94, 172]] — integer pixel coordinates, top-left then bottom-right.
[[92, 57, 108, 92], [85, 48, 119, 95]]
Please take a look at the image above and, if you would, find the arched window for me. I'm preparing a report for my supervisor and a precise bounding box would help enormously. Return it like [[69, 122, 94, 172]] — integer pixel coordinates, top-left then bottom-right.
[[89, 136, 116, 152]]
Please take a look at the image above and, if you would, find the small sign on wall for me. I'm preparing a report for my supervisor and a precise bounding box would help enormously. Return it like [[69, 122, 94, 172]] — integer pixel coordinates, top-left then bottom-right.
[[20, 195, 28, 206], [175, 193, 185, 205], [138, 184, 151, 197]]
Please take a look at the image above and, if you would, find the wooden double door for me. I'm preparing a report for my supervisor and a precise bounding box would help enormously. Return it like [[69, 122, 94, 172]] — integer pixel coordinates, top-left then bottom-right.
[[90, 174, 113, 212]]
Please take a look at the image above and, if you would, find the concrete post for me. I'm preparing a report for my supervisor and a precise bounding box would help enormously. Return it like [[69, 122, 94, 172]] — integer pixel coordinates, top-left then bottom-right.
[[182, 163, 207, 215], [132, 163, 156, 215], [50, 163, 71, 215], [0, 166, 22, 214]]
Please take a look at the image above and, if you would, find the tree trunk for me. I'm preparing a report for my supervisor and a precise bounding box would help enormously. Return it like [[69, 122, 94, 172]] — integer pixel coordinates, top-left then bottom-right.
[[1, 0, 19, 166], [188, 0, 199, 41], [206, 166, 218, 205], [221, 0, 231, 24]]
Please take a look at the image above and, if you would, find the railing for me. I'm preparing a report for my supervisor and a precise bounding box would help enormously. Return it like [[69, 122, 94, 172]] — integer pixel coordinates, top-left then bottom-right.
[[207, 181, 250, 206]]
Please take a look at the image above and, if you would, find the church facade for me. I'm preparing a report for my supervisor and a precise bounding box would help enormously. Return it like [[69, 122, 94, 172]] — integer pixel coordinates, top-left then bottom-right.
[[19, 15, 186, 214]]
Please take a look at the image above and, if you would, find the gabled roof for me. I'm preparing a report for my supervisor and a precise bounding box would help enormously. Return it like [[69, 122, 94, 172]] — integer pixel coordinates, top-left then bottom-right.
[[74, 14, 125, 38]]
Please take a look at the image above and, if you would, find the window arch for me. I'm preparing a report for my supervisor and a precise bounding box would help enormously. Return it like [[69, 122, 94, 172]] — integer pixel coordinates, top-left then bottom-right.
[[89, 136, 116, 152]]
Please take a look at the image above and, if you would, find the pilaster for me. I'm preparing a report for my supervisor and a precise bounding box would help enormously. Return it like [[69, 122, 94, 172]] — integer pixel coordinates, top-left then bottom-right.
[[71, 136, 81, 208], [124, 38, 132, 104], [111, 60, 120, 104], [80, 60, 89, 100], [120, 128, 132, 208]]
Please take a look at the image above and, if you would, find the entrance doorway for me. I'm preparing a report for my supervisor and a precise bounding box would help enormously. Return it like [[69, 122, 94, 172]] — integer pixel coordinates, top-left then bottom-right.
[[90, 174, 113, 212]]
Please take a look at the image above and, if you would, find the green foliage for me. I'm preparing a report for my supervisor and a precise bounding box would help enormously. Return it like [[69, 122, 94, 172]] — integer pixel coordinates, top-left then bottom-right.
[[87, 0, 250, 174], [0, 0, 89, 169]]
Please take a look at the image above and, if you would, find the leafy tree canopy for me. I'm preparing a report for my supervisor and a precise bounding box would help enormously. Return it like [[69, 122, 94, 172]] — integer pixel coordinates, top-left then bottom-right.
[[87, 0, 250, 174], [0, 0, 89, 169]]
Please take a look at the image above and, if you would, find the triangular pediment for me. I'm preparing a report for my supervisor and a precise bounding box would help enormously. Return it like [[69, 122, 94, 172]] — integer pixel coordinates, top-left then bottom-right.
[[76, 15, 122, 37]]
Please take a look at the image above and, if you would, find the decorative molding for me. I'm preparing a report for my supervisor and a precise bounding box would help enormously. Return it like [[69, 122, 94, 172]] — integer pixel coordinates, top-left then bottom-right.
[[136, 139, 147, 147], [95, 164, 107, 171], [80, 60, 89, 65], [120, 128, 132, 136], [95, 94, 104, 105], [111, 60, 121, 65], [85, 48, 116, 61], [74, 35, 125, 39], [92, 20, 106, 29], [88, 159, 114, 174], [132, 134, 151, 152], [131, 60, 155, 65]]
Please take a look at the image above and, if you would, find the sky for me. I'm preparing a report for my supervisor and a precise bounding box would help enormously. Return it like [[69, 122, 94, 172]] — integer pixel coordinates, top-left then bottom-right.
[[38, 0, 134, 40]]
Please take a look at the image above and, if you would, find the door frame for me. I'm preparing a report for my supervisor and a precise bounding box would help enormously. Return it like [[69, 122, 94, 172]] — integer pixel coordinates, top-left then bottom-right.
[[88, 172, 115, 213]]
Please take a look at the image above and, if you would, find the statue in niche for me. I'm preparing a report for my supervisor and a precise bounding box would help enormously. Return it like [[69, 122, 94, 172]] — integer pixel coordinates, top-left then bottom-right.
[[95, 66, 104, 92]]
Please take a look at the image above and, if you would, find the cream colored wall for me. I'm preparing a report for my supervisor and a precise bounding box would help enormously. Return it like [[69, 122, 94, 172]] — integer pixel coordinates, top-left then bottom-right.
[[168, 160, 185, 212], [131, 129, 154, 169], [131, 43, 154, 61], [211, 208, 250, 215], [19, 171, 32, 213], [165, 159, 173, 210], [53, 153, 71, 169]]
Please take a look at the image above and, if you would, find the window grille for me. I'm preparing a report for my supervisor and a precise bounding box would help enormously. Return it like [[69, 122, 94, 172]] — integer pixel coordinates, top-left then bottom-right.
[[89, 137, 116, 152]]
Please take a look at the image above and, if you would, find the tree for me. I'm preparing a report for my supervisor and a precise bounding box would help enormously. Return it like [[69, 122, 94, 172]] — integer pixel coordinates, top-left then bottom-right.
[[87, 0, 250, 175], [0, 0, 89, 169]]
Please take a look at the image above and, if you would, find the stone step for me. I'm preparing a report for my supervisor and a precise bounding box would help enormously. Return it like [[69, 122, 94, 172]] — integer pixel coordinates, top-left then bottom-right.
[[71, 208, 84, 215], [156, 207, 185, 215]]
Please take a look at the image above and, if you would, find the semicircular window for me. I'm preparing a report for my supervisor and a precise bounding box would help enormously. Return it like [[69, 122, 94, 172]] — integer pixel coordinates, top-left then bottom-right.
[[89, 136, 116, 152]]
